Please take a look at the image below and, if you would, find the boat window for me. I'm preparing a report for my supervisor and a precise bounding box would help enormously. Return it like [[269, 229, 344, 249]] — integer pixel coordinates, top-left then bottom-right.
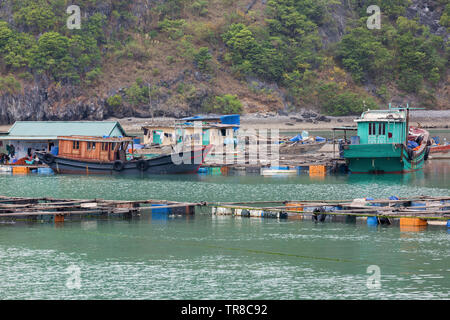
[[382, 123, 386, 135], [73, 141, 80, 150], [369, 123, 376, 135], [92, 142, 96, 150], [101, 143, 109, 151], [87, 142, 92, 150]]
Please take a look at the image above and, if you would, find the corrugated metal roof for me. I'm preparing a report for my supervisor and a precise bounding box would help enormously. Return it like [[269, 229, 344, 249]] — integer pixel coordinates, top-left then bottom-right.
[[3, 121, 127, 139]]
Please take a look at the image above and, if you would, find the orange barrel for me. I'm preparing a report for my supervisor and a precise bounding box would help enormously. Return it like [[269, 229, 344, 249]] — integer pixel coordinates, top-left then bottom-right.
[[54, 214, 65, 223], [285, 202, 303, 213], [12, 167, 30, 175], [400, 218, 427, 227], [309, 165, 326, 177]]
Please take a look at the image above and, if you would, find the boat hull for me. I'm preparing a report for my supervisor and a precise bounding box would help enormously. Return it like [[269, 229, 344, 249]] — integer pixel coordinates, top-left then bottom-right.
[[343, 144, 427, 174], [430, 145, 450, 154], [38, 146, 211, 175]]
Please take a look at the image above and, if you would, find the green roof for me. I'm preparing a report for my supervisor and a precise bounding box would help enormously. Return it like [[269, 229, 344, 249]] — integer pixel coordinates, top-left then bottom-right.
[[1, 121, 126, 140]]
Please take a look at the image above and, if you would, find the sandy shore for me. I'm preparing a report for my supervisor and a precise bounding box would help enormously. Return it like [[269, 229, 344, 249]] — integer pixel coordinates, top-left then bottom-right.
[[1, 110, 449, 134]]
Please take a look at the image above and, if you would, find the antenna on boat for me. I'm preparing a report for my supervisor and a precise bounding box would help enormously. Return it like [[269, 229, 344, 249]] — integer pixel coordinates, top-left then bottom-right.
[[149, 83, 154, 124]]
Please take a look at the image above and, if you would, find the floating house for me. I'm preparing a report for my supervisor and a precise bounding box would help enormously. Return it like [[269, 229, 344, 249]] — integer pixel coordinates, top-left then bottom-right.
[[142, 115, 240, 148], [0, 121, 127, 161]]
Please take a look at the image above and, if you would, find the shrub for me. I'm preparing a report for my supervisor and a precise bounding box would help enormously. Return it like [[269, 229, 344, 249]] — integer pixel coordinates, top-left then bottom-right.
[[106, 94, 123, 108], [318, 83, 378, 116], [0, 75, 22, 95], [194, 47, 212, 72], [158, 19, 186, 40], [211, 94, 243, 114], [125, 80, 149, 107]]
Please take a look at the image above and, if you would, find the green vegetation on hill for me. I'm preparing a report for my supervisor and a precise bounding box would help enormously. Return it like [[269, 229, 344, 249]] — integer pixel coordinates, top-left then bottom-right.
[[0, 0, 448, 117]]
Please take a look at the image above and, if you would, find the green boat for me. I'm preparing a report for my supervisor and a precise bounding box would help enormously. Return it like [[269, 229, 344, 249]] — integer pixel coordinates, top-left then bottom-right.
[[342, 107, 431, 174]]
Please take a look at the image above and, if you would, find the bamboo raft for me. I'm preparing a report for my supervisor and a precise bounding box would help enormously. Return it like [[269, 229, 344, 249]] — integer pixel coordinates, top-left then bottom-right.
[[0, 196, 199, 221], [207, 196, 450, 222]]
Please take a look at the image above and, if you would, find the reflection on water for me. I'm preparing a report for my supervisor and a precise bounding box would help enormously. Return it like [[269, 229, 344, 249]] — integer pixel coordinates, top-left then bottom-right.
[[0, 159, 449, 299], [0, 214, 448, 300]]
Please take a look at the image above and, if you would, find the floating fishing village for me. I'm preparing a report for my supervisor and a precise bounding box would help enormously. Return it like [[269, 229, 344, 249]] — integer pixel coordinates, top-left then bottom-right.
[[0, 105, 449, 230], [0, 0, 449, 302]]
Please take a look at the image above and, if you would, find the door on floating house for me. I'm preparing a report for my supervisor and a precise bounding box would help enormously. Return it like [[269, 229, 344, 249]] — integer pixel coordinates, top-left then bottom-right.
[[368, 122, 387, 144], [176, 129, 183, 144], [368, 122, 377, 144], [153, 130, 163, 145], [376, 122, 387, 144], [202, 129, 210, 146]]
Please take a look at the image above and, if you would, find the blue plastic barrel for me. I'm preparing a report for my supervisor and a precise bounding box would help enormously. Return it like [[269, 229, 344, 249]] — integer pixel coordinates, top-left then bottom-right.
[[197, 167, 208, 174], [411, 202, 426, 211], [37, 167, 54, 175], [271, 166, 289, 170], [151, 204, 171, 214], [367, 216, 378, 226], [447, 220, 450, 228]]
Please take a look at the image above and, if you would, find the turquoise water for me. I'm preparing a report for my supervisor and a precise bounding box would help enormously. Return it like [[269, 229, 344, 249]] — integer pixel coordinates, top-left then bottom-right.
[[0, 160, 449, 299]]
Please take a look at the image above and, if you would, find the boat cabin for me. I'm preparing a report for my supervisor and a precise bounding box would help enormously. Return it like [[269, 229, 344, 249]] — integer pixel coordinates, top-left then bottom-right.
[[142, 124, 238, 147], [353, 109, 407, 145], [57, 136, 134, 162]]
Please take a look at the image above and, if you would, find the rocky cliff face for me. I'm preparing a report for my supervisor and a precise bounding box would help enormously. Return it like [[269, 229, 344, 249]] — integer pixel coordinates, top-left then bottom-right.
[[0, 79, 105, 123], [406, 0, 448, 41], [0, 0, 448, 124]]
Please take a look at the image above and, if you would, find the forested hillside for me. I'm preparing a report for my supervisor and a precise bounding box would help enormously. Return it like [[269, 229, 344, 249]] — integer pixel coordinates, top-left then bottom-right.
[[0, 0, 448, 123]]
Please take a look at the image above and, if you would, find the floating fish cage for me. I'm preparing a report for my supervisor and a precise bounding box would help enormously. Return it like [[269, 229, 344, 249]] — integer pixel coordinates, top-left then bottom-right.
[[208, 196, 450, 228], [0, 196, 198, 223]]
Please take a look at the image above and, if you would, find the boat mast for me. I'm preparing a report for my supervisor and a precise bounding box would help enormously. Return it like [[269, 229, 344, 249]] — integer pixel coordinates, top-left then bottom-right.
[[405, 103, 410, 147]]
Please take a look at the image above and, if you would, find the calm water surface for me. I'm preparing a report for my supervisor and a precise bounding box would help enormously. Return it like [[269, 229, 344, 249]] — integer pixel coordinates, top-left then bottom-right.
[[0, 160, 449, 299]]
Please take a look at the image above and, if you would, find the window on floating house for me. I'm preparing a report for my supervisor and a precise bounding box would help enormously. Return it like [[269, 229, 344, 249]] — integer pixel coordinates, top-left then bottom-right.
[[101, 143, 109, 151], [73, 141, 80, 150]]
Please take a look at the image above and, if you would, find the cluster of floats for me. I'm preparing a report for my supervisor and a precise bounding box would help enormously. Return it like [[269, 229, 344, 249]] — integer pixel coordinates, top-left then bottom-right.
[[1, 195, 448, 231], [210, 196, 450, 230], [0, 105, 448, 176]]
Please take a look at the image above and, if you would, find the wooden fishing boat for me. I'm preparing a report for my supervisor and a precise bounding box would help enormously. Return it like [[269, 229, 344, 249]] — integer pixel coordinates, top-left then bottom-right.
[[430, 144, 450, 155], [342, 107, 431, 174], [36, 136, 212, 175]]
